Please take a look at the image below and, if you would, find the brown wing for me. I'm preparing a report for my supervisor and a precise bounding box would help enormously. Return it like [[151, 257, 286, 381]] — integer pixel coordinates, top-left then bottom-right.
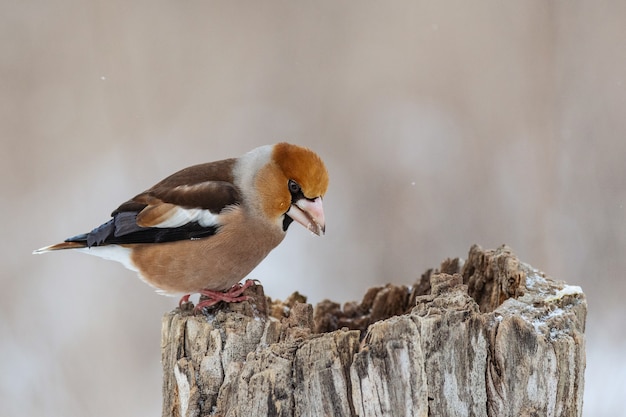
[[64, 158, 242, 247], [113, 158, 240, 215]]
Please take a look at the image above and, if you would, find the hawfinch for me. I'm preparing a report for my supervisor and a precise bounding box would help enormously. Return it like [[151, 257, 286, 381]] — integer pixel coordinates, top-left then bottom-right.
[[34, 143, 328, 309]]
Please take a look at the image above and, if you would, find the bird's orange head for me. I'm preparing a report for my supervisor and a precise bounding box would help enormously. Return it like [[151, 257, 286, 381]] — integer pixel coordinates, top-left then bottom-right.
[[255, 143, 329, 235]]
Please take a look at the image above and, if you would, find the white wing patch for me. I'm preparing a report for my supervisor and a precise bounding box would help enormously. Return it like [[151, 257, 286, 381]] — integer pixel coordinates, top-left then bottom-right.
[[150, 206, 221, 228]]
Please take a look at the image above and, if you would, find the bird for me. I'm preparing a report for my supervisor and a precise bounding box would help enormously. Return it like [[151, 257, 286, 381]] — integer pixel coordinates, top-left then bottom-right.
[[34, 142, 329, 310]]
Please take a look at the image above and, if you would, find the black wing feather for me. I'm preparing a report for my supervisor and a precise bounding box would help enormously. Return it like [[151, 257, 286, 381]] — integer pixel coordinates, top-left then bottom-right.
[[65, 212, 218, 247]]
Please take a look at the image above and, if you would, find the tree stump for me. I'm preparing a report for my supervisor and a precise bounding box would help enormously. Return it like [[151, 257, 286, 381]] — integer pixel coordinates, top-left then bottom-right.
[[161, 245, 586, 417]]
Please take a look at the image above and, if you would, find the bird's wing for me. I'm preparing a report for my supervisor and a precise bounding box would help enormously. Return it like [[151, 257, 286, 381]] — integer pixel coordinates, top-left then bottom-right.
[[68, 158, 242, 247]]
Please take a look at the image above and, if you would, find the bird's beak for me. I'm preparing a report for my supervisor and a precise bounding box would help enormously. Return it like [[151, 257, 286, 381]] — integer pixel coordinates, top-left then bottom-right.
[[286, 196, 326, 236]]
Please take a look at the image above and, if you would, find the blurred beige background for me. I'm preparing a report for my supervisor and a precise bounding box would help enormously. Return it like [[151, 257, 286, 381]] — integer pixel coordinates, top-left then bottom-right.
[[2, 1, 624, 416]]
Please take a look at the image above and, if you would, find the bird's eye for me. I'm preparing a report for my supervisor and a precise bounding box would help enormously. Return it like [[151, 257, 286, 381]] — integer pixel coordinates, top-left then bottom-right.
[[288, 179, 301, 194]]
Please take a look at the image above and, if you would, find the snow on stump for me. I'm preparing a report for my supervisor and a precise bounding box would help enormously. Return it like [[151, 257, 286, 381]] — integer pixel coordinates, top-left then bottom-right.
[[161, 244, 586, 417]]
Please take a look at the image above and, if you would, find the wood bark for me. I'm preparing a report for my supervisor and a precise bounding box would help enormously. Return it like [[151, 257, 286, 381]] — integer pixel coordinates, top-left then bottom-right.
[[161, 245, 586, 417]]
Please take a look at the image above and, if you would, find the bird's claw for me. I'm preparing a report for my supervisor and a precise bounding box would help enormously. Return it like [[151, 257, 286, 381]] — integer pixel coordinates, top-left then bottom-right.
[[194, 280, 256, 312], [178, 294, 192, 309]]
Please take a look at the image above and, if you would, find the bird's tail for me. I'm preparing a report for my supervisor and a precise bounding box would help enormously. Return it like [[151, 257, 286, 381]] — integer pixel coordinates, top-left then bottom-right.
[[32, 241, 87, 254]]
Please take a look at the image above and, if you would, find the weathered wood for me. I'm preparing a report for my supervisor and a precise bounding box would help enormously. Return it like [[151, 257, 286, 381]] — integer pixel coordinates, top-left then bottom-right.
[[161, 245, 586, 417]]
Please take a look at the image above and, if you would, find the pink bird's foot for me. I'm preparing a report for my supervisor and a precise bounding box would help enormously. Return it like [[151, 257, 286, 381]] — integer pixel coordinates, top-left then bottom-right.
[[194, 280, 256, 311], [178, 293, 192, 308]]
